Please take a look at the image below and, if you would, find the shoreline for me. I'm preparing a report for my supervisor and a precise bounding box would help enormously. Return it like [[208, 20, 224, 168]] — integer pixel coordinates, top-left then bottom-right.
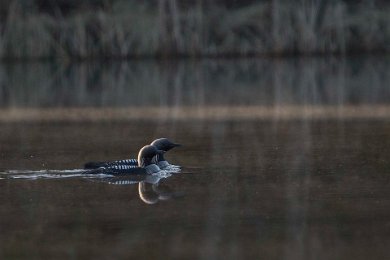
[[0, 105, 389, 122]]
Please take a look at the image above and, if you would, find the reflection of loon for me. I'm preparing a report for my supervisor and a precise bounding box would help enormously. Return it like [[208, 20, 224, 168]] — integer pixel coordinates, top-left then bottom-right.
[[84, 138, 181, 170], [99, 171, 183, 204], [87, 145, 165, 175], [139, 181, 179, 205]]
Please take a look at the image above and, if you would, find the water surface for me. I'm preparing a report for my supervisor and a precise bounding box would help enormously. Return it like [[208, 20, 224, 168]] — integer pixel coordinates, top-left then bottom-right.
[[0, 57, 389, 259]]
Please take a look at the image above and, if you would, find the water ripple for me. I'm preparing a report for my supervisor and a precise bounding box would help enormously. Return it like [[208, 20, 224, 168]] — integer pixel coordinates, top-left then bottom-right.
[[0, 169, 113, 180]]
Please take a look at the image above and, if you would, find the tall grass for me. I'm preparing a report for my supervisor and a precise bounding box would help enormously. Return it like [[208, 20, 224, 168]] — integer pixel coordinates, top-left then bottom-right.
[[0, 0, 388, 59]]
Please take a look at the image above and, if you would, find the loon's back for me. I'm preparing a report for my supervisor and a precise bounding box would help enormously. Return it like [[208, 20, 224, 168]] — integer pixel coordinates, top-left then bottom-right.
[[84, 159, 138, 169], [86, 164, 146, 175]]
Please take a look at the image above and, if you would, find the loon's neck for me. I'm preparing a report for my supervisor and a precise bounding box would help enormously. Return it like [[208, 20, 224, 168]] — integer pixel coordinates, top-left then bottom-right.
[[156, 153, 165, 162], [139, 157, 155, 167]]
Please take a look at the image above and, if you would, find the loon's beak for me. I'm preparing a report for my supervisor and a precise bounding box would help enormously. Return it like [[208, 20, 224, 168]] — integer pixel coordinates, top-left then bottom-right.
[[173, 143, 182, 147]]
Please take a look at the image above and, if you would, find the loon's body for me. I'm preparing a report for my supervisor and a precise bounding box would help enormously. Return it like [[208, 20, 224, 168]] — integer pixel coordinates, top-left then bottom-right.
[[84, 159, 138, 169], [86, 145, 164, 175], [84, 138, 181, 170]]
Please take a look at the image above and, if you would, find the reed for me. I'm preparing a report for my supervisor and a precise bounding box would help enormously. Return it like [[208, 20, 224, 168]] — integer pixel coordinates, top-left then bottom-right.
[[0, 0, 388, 59]]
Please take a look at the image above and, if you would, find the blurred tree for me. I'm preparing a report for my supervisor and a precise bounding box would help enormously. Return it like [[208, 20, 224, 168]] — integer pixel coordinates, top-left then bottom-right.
[[158, 0, 182, 55]]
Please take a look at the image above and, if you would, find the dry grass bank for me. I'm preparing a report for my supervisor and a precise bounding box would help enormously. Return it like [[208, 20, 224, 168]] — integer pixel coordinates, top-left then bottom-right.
[[0, 105, 389, 122]]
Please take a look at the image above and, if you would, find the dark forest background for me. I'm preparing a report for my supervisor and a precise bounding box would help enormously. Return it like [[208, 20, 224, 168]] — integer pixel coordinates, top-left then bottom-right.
[[0, 0, 388, 60]]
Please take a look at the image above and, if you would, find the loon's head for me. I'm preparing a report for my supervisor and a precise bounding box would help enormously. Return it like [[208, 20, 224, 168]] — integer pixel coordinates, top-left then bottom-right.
[[151, 138, 181, 151], [138, 145, 165, 167], [151, 138, 181, 162]]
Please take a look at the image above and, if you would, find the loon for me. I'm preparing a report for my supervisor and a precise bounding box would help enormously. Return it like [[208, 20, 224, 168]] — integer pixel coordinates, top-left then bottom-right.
[[86, 145, 165, 175], [151, 138, 181, 169], [84, 138, 181, 170]]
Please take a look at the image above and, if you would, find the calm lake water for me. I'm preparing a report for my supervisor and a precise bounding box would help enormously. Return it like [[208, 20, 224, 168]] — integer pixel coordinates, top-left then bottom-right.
[[0, 57, 389, 259]]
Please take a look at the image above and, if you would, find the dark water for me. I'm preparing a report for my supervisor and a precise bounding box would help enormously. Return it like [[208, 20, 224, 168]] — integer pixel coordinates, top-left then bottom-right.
[[0, 57, 389, 259]]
